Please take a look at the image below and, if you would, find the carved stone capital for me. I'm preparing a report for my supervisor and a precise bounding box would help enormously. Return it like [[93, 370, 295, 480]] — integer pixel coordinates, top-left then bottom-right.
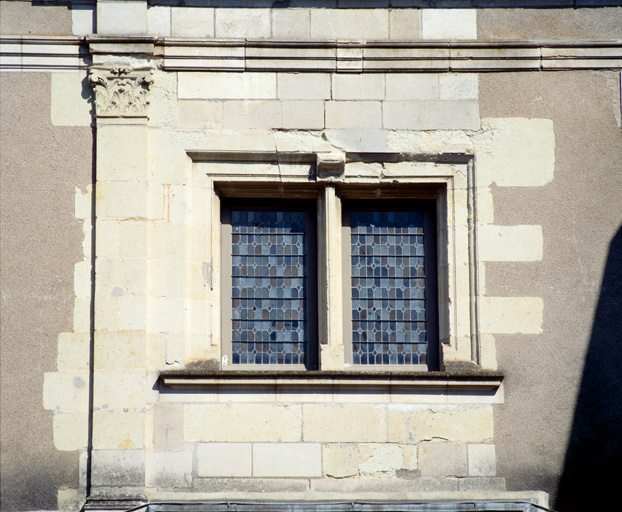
[[88, 67, 154, 118]]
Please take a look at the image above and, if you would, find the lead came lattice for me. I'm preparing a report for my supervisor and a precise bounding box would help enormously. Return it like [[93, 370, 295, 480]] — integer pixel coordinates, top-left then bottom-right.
[[231, 210, 308, 365], [350, 211, 428, 365]]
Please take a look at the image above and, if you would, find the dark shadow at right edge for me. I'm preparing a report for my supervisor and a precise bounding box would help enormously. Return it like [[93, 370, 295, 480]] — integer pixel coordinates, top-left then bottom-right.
[[556, 225, 622, 511]]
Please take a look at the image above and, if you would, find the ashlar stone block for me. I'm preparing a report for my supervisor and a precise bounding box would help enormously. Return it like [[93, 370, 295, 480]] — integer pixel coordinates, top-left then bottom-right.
[[303, 404, 387, 442], [97, 2, 148, 35], [311, 9, 389, 40], [325, 101, 382, 130], [419, 443, 468, 477], [332, 73, 385, 101], [468, 443, 497, 476], [323, 443, 358, 478], [171, 7, 214, 38], [479, 297, 544, 334], [43, 372, 89, 413], [146, 450, 193, 488], [215, 9, 271, 39], [359, 444, 403, 477], [93, 410, 145, 450], [198, 443, 252, 477], [478, 224, 543, 262], [253, 443, 322, 477], [278, 73, 331, 100], [421, 9, 477, 40], [272, 9, 311, 39], [184, 404, 302, 442], [388, 405, 494, 443]]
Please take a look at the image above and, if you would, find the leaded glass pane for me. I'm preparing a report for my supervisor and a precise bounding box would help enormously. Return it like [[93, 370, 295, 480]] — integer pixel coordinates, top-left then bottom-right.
[[231, 210, 308, 365], [350, 211, 428, 365]]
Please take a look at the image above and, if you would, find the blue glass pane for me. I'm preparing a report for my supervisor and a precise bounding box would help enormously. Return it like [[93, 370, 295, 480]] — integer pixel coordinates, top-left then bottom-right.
[[231, 210, 308, 365], [350, 211, 427, 365]]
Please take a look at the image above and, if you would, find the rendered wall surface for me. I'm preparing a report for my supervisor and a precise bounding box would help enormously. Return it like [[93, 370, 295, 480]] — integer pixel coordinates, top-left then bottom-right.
[[1, 2, 621, 512], [0, 72, 93, 511]]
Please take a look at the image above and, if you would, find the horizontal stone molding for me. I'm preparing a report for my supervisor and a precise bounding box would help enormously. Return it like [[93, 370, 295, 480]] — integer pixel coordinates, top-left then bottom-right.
[[159, 371, 503, 391], [1, 36, 621, 72]]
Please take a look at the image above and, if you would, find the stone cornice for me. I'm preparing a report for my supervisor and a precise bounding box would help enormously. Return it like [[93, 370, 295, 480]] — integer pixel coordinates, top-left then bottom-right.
[[1, 36, 621, 72]]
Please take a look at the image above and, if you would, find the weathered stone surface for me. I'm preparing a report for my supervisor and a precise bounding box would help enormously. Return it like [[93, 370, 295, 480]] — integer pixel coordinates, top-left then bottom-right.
[[359, 444, 403, 477], [53, 412, 88, 451], [278, 73, 331, 100], [310, 9, 389, 40], [303, 404, 387, 442], [479, 297, 544, 334], [178, 72, 277, 100], [171, 7, 214, 38], [419, 443, 468, 477], [458, 477, 506, 492], [272, 10, 311, 39], [253, 443, 322, 477], [385, 74, 438, 100], [388, 405, 494, 443], [323, 443, 358, 478], [43, 371, 89, 413], [97, 2, 147, 35], [91, 449, 145, 487], [153, 404, 184, 452], [93, 410, 145, 450], [468, 443, 497, 476], [383, 100, 479, 130], [478, 225, 543, 262], [332, 74, 385, 101], [215, 9, 270, 39], [184, 404, 302, 442], [325, 101, 382, 130], [389, 9, 420, 40], [421, 9, 477, 40], [197, 443, 252, 477], [146, 450, 192, 488], [193, 478, 309, 493]]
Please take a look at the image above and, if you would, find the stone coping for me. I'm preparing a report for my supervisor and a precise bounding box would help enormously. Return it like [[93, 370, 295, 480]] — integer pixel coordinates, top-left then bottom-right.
[[159, 370, 504, 390]]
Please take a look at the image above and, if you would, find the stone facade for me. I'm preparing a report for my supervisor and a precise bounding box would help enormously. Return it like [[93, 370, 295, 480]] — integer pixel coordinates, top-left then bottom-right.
[[1, 2, 622, 512]]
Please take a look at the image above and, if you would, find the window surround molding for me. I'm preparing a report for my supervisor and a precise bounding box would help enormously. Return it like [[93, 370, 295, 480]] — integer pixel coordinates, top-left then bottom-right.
[[180, 148, 482, 376]]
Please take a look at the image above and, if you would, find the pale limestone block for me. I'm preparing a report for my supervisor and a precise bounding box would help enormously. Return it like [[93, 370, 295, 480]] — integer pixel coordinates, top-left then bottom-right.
[[96, 220, 120, 259], [479, 333, 498, 371], [387, 405, 494, 443], [223, 100, 282, 129], [325, 101, 382, 129], [188, 299, 209, 336], [96, 258, 147, 297], [383, 100, 480, 130], [171, 7, 214, 37], [94, 370, 146, 409], [57, 332, 90, 372], [97, 181, 147, 220], [148, 223, 186, 260], [217, 385, 277, 403], [477, 187, 495, 225], [389, 386, 448, 404], [387, 129, 474, 155], [439, 74, 478, 100], [91, 449, 145, 486], [253, 443, 322, 477], [95, 330, 146, 370], [72, 5, 95, 36], [402, 444, 418, 470], [117, 295, 146, 330], [478, 225, 543, 262], [277, 385, 334, 403], [149, 68, 178, 130], [148, 259, 186, 299], [479, 296, 543, 335], [319, 341, 345, 371], [148, 297, 185, 334], [192, 129, 276, 152], [197, 443, 252, 477], [419, 443, 468, 477], [389, 9, 420, 41], [421, 9, 477, 40], [153, 404, 184, 451], [53, 413, 88, 451], [93, 410, 145, 450], [468, 443, 496, 476], [146, 333, 187, 369], [359, 444, 403, 477], [98, 126, 148, 181], [303, 404, 387, 443], [75, 185, 92, 221], [97, 2, 148, 35], [282, 101, 325, 130], [385, 74, 438, 100], [43, 372, 89, 413], [184, 404, 302, 442], [272, 9, 311, 39], [178, 101, 224, 129], [310, 9, 389, 40], [179, 72, 277, 100], [148, 6, 171, 37], [278, 73, 331, 100], [332, 74, 385, 101], [146, 450, 192, 488], [477, 118, 555, 187], [188, 262, 210, 301], [333, 385, 390, 403], [148, 184, 168, 221], [51, 72, 92, 126], [74, 297, 91, 333], [74, 259, 92, 299], [119, 220, 148, 258], [216, 9, 270, 39], [323, 443, 358, 478]]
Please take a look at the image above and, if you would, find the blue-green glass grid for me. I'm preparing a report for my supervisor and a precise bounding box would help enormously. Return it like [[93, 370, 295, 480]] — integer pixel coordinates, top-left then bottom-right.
[[350, 211, 427, 365], [231, 210, 308, 365]]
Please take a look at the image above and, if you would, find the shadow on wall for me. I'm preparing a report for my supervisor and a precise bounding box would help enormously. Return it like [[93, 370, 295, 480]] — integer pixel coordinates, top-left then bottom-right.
[[556, 224, 622, 511]]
